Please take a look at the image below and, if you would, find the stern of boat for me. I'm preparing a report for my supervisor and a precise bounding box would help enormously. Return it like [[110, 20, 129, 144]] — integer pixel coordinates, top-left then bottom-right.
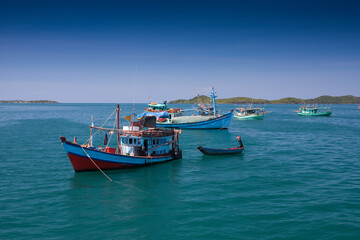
[[173, 149, 182, 159]]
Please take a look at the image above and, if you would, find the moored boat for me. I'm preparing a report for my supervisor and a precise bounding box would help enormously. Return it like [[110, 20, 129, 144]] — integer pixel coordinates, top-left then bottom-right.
[[234, 106, 265, 120], [197, 136, 245, 155], [145, 101, 183, 116], [60, 105, 182, 172], [297, 106, 332, 116], [154, 87, 233, 129]]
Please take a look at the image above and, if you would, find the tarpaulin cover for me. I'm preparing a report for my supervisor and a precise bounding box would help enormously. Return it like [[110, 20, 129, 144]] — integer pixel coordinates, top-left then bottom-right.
[[137, 111, 169, 119]]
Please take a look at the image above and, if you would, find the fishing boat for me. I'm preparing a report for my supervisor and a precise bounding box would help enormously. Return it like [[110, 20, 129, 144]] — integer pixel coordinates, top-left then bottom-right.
[[234, 106, 265, 120], [197, 136, 245, 155], [358, 104, 360, 110], [145, 101, 183, 116], [152, 87, 233, 129], [60, 105, 182, 172], [297, 106, 332, 116]]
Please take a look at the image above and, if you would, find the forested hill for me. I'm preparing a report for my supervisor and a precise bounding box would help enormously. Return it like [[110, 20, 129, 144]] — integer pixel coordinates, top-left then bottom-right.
[[169, 95, 360, 104]]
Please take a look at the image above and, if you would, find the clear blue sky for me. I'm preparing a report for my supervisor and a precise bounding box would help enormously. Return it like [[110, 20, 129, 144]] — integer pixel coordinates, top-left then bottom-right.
[[1, 0, 359, 103]]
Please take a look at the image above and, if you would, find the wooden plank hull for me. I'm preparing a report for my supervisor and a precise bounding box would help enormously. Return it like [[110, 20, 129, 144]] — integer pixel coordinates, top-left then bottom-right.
[[156, 111, 233, 129], [61, 138, 181, 172], [197, 146, 245, 155]]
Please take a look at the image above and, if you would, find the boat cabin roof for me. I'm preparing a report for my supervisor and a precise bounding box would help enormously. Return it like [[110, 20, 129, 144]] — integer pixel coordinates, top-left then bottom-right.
[[299, 106, 330, 110], [148, 103, 166, 107]]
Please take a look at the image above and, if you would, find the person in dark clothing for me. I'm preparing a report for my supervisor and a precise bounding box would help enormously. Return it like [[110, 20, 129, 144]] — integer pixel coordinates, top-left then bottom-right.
[[236, 136, 244, 148]]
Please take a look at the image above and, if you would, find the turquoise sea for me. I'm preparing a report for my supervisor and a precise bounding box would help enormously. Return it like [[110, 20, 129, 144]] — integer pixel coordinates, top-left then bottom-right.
[[1, 103, 360, 239]]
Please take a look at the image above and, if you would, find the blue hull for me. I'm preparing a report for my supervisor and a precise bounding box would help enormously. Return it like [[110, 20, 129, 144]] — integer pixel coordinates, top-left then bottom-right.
[[156, 111, 233, 129], [197, 146, 245, 155]]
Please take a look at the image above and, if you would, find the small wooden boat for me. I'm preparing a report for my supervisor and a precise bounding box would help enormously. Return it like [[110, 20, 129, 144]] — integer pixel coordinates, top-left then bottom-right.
[[197, 136, 245, 155], [197, 146, 245, 155]]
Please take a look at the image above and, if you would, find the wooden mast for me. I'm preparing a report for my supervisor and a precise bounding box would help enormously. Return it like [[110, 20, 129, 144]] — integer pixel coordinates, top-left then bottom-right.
[[90, 116, 94, 147], [210, 86, 217, 116], [116, 104, 120, 154]]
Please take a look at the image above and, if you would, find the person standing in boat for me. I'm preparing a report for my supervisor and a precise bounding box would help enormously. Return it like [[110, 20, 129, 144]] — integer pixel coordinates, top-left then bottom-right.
[[236, 136, 244, 148]]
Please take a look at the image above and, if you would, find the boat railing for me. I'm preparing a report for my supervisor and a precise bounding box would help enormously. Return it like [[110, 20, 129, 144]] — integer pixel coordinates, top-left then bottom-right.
[[90, 125, 180, 137]]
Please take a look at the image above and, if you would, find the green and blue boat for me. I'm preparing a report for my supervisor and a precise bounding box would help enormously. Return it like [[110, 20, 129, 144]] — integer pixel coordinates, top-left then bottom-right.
[[234, 106, 265, 120], [297, 106, 332, 116]]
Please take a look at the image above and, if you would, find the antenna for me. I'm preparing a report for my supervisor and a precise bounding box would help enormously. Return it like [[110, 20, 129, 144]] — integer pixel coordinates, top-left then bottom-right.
[[132, 62, 138, 114]]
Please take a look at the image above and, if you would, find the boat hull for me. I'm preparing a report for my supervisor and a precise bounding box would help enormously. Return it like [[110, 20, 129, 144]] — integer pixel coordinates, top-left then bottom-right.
[[61, 138, 181, 172], [298, 111, 332, 116], [197, 146, 245, 155], [156, 111, 233, 129], [234, 113, 264, 120]]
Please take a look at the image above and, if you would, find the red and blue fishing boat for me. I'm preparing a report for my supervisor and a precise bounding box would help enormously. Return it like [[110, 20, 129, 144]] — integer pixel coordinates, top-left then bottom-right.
[[60, 105, 182, 172], [197, 136, 245, 155]]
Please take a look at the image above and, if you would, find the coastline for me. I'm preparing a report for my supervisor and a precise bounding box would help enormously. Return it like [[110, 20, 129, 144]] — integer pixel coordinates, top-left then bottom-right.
[[0, 100, 58, 104]]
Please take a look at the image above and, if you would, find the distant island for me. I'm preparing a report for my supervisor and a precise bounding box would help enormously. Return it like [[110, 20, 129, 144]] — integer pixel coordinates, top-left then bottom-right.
[[169, 95, 360, 104], [0, 100, 58, 103]]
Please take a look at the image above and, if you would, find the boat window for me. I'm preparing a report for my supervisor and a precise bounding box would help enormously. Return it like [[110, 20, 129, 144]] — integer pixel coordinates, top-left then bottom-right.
[[153, 139, 155, 145], [129, 138, 133, 144]]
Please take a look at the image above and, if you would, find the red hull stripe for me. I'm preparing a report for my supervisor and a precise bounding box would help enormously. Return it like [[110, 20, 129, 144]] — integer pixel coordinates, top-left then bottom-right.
[[68, 153, 136, 172]]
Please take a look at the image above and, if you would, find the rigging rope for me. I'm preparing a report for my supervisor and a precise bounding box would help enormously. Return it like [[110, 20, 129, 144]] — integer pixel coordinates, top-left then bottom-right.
[[80, 146, 145, 193], [83, 108, 117, 145], [105, 115, 117, 148]]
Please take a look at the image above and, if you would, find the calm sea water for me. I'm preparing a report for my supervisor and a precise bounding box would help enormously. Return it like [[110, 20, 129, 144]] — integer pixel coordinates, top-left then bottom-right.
[[1, 103, 359, 239]]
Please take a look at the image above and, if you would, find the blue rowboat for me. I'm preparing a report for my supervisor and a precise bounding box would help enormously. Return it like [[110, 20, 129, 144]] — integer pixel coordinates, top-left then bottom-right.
[[197, 136, 245, 155], [197, 146, 245, 155]]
